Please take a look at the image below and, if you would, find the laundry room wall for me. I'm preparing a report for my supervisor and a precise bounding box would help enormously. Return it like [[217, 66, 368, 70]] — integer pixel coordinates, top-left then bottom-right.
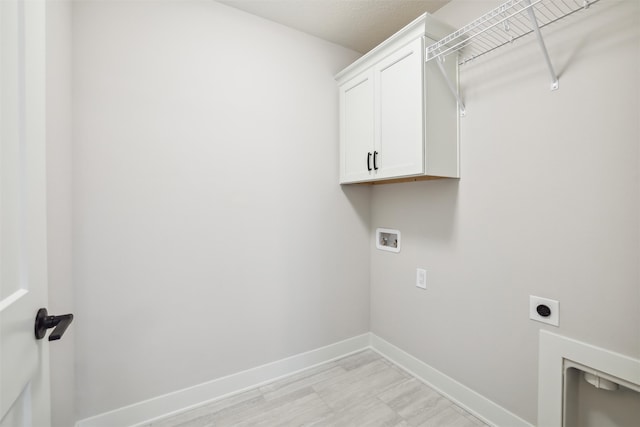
[[72, 0, 369, 419], [370, 0, 640, 423]]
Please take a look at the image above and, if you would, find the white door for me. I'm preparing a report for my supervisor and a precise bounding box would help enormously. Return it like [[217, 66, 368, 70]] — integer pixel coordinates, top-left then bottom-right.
[[0, 0, 51, 426], [374, 37, 425, 179], [339, 70, 374, 183]]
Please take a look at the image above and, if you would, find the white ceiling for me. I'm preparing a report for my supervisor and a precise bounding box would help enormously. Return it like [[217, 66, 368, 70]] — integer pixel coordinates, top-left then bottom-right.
[[216, 0, 451, 53]]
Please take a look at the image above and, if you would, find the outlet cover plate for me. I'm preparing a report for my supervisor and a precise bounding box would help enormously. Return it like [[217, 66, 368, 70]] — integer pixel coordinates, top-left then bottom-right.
[[416, 268, 426, 289], [529, 295, 559, 327]]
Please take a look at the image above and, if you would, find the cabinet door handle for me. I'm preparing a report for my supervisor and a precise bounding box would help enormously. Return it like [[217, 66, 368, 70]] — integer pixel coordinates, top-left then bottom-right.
[[367, 152, 372, 171], [373, 151, 379, 170]]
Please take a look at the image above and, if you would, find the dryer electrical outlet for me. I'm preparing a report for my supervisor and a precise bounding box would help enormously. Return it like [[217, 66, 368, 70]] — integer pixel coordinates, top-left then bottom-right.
[[529, 295, 559, 326]]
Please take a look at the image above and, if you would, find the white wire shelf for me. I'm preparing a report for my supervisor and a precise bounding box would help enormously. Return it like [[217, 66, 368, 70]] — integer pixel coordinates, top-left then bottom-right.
[[426, 0, 599, 65]]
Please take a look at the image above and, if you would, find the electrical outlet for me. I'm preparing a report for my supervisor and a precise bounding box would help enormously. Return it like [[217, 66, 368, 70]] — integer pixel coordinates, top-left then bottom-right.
[[416, 268, 427, 289], [529, 295, 559, 326]]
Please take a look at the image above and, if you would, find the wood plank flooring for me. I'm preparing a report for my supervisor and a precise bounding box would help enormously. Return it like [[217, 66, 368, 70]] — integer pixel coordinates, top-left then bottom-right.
[[144, 350, 487, 427]]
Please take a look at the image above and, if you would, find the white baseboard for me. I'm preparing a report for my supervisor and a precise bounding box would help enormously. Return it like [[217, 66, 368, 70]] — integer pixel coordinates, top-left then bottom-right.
[[77, 332, 532, 427], [369, 334, 532, 427], [75, 333, 371, 427]]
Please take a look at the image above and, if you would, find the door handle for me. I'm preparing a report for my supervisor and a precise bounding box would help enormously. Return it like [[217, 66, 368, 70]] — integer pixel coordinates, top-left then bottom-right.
[[373, 151, 379, 170], [367, 152, 372, 171], [34, 308, 74, 341]]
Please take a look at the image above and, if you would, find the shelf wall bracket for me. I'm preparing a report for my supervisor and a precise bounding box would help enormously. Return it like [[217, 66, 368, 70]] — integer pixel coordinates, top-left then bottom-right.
[[524, 0, 559, 91], [435, 56, 466, 117]]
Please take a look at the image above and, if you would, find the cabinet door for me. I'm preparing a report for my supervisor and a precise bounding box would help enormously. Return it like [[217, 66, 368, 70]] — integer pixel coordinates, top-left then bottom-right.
[[339, 70, 374, 183], [374, 37, 424, 179]]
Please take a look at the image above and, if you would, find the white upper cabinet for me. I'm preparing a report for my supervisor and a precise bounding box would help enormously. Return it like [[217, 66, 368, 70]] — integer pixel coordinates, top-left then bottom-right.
[[374, 37, 424, 180], [339, 70, 374, 183], [336, 14, 459, 184]]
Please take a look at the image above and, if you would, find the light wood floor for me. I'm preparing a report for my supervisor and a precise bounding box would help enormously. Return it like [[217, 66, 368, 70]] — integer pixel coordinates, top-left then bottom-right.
[[145, 350, 488, 427]]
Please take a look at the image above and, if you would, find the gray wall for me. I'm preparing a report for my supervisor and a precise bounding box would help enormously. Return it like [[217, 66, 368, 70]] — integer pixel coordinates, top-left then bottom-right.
[[46, 1, 74, 426], [72, 0, 369, 419], [370, 0, 640, 423]]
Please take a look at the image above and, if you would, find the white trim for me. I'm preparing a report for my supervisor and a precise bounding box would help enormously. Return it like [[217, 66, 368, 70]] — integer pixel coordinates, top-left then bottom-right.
[[75, 333, 370, 427], [370, 334, 532, 427], [77, 332, 540, 427], [335, 13, 453, 83], [538, 330, 640, 427]]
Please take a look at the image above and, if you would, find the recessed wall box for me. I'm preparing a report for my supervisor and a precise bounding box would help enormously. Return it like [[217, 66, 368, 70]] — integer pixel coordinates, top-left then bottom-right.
[[376, 228, 400, 253]]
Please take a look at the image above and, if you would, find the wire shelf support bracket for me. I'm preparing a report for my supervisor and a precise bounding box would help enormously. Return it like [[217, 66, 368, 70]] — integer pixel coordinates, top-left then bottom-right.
[[523, 0, 559, 90], [425, 0, 598, 113]]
